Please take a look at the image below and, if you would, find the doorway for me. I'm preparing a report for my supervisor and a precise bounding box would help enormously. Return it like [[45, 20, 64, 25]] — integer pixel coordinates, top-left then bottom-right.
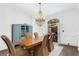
[[48, 18, 59, 42]]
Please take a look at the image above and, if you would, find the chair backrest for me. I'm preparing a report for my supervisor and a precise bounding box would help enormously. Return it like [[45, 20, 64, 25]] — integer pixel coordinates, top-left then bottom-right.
[[39, 34, 49, 56], [34, 32, 40, 40], [1, 35, 16, 56], [24, 33, 33, 40], [41, 34, 49, 48], [49, 33, 55, 42], [47, 33, 54, 52]]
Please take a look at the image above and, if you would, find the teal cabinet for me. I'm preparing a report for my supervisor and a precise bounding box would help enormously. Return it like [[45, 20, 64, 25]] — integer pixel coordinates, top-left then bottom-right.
[[12, 24, 32, 45]]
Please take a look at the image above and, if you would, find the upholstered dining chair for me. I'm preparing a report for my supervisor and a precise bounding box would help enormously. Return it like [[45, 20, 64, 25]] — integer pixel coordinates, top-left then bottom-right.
[[47, 33, 54, 52], [34, 34, 49, 56], [24, 33, 33, 40], [22, 33, 33, 45], [22, 33, 37, 56], [34, 32, 40, 40], [1, 35, 16, 56], [1, 35, 29, 56]]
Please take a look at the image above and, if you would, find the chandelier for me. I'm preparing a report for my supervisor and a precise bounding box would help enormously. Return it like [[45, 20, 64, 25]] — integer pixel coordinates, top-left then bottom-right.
[[35, 3, 45, 27]]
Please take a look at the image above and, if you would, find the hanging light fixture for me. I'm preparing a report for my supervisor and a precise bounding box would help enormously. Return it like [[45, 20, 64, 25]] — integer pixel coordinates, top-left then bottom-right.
[[35, 3, 45, 27]]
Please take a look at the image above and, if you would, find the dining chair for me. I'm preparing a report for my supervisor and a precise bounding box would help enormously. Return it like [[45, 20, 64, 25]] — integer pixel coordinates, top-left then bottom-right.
[[34, 34, 49, 56], [22, 33, 35, 56], [1, 35, 29, 56], [24, 33, 33, 40], [34, 32, 40, 40], [22, 33, 33, 46], [1, 35, 16, 56], [47, 33, 54, 52]]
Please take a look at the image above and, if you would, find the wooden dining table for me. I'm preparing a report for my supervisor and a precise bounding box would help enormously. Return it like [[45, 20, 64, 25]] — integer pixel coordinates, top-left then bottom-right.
[[16, 38, 42, 48], [16, 38, 42, 55]]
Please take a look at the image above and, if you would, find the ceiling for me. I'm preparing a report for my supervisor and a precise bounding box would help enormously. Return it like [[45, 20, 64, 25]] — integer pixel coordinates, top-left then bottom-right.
[[0, 3, 78, 18]]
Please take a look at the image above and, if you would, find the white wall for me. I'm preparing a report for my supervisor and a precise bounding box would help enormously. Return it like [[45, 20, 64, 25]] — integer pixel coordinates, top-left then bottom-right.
[[77, 4, 79, 10], [0, 4, 33, 50], [47, 8, 79, 47], [77, 4, 79, 50]]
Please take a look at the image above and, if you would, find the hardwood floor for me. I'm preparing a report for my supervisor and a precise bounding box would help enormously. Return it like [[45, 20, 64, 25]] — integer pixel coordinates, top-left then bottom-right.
[[59, 45, 79, 56], [0, 46, 29, 56], [0, 44, 79, 56], [0, 49, 8, 56]]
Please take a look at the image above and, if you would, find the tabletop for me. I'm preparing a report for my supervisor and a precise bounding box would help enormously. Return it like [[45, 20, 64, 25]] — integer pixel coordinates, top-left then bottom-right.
[[16, 38, 42, 49]]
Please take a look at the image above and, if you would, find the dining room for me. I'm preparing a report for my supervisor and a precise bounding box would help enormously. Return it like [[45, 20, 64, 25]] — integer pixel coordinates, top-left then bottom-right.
[[0, 3, 79, 56]]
